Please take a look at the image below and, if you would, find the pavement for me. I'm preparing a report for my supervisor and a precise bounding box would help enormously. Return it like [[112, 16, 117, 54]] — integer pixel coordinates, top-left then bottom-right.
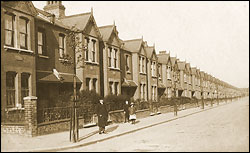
[[1, 98, 243, 152]]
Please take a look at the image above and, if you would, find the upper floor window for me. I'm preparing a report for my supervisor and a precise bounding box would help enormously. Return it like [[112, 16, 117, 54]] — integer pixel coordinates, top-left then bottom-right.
[[114, 49, 118, 68], [108, 47, 112, 67], [167, 66, 171, 80], [91, 39, 96, 62], [6, 72, 16, 108], [85, 37, 89, 61], [142, 57, 145, 73], [184, 74, 187, 83], [38, 28, 46, 55], [139, 56, 142, 73], [158, 65, 162, 79], [59, 34, 65, 58], [151, 61, 156, 76], [5, 13, 15, 47], [125, 55, 130, 72], [19, 17, 28, 49]]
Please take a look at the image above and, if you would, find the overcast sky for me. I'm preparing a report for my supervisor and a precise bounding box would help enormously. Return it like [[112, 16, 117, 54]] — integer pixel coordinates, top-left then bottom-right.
[[33, 1, 249, 88]]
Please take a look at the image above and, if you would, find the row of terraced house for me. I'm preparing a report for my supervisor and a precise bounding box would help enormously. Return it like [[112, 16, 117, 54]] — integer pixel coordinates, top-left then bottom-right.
[[1, 1, 244, 136]]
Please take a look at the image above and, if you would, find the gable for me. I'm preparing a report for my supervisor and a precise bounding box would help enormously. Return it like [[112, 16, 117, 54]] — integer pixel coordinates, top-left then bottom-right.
[[84, 19, 100, 38], [3, 1, 38, 17], [152, 51, 157, 61], [109, 33, 121, 47], [139, 46, 146, 56], [167, 57, 171, 66]]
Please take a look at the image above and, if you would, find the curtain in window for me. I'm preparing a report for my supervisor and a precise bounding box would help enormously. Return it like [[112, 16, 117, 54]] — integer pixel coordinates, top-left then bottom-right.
[[20, 18, 27, 48], [5, 14, 14, 46], [21, 73, 30, 107], [6, 72, 16, 107], [38, 32, 43, 54], [59, 35, 65, 57]]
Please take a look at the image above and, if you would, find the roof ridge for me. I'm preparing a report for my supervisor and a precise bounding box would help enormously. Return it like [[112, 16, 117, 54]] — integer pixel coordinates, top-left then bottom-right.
[[99, 25, 114, 29], [36, 8, 53, 16], [123, 38, 143, 42], [62, 12, 91, 19]]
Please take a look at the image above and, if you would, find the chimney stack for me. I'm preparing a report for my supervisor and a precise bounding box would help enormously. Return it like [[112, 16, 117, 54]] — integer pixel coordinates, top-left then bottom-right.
[[43, 1, 65, 18]]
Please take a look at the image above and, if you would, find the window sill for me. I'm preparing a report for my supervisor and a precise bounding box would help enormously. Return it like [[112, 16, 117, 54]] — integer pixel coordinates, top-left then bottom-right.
[[109, 67, 120, 71], [38, 55, 49, 59], [4, 45, 34, 54], [5, 107, 25, 112], [126, 71, 131, 74], [85, 61, 99, 65]]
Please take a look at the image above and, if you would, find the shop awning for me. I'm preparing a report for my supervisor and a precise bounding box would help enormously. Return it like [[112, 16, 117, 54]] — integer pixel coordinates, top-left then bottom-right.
[[122, 80, 137, 88], [37, 71, 81, 84]]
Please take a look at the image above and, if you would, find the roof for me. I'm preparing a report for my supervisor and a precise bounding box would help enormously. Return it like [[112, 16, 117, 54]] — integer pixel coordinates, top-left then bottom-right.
[[157, 53, 170, 64], [145, 46, 155, 59], [123, 38, 143, 53], [35, 8, 70, 29], [60, 12, 92, 31], [37, 72, 81, 83], [121, 80, 137, 88], [191, 67, 197, 75], [99, 25, 114, 42], [170, 57, 177, 66], [177, 61, 186, 70]]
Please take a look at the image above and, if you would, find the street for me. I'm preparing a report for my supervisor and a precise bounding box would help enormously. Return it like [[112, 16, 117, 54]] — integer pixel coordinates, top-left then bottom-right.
[[64, 97, 249, 152]]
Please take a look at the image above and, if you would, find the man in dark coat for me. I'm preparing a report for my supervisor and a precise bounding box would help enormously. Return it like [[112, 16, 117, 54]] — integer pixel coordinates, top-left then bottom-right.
[[124, 100, 130, 123], [96, 99, 108, 134]]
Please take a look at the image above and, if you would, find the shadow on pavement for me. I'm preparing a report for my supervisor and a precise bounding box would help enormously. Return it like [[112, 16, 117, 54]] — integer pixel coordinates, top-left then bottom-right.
[[78, 125, 119, 142], [105, 125, 119, 133]]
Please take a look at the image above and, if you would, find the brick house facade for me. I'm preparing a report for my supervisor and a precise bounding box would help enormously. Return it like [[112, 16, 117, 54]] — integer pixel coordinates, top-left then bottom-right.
[[1, 1, 37, 119]]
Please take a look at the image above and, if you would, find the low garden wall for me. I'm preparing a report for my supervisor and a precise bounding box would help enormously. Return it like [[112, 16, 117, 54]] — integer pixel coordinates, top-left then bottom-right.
[[37, 118, 84, 136]]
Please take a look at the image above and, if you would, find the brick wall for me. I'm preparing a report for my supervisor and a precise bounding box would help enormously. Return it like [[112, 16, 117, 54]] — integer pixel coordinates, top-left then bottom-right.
[[1, 124, 26, 135], [37, 118, 84, 136]]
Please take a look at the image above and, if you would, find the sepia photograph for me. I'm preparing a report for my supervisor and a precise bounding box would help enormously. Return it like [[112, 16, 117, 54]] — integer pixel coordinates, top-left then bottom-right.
[[1, 1, 249, 152]]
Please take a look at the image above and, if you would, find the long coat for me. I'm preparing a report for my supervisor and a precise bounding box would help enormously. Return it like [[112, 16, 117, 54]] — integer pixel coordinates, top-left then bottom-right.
[[96, 103, 108, 127], [129, 106, 136, 115]]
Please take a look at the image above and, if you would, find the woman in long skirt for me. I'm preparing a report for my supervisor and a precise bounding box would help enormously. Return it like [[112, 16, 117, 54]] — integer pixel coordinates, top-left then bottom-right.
[[129, 102, 136, 124]]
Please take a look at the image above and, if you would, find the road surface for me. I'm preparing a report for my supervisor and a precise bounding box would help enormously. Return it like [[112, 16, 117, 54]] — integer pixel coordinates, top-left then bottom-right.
[[65, 97, 249, 152]]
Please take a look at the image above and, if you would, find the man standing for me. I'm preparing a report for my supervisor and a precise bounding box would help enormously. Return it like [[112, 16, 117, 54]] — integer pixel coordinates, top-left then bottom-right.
[[96, 99, 108, 134], [124, 101, 130, 123]]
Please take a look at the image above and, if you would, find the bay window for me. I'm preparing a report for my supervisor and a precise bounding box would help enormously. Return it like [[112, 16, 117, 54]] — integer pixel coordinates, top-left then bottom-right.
[[21, 73, 30, 107], [6, 72, 16, 108]]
